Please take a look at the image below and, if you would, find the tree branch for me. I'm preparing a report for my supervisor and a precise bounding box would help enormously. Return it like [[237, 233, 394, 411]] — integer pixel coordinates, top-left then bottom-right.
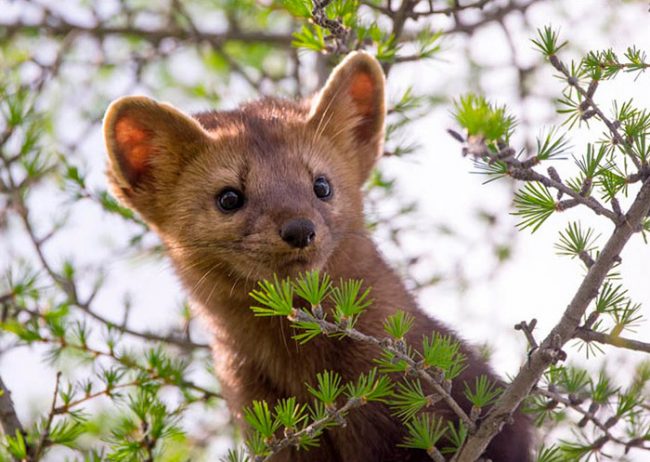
[[0, 375, 23, 438], [455, 177, 650, 460]]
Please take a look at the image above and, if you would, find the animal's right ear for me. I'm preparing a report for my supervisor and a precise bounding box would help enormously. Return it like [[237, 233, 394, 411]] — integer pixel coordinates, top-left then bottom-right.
[[308, 52, 386, 185], [103, 96, 210, 211]]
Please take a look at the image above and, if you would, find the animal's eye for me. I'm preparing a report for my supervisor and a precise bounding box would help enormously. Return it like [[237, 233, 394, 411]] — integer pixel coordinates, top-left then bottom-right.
[[313, 176, 332, 200], [216, 188, 245, 212]]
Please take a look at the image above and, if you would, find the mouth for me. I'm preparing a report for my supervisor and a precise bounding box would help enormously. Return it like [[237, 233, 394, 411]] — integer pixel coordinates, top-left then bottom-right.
[[278, 254, 316, 272], [235, 241, 333, 280]]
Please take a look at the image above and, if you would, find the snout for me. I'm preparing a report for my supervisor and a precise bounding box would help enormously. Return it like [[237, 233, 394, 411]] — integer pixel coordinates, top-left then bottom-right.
[[279, 218, 316, 249]]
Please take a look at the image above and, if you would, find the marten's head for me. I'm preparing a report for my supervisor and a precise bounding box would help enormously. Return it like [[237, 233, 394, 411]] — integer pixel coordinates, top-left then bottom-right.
[[103, 52, 385, 283]]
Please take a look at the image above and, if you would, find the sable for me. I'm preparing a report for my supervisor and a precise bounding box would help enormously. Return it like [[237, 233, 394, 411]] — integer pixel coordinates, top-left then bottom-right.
[[104, 51, 532, 461]]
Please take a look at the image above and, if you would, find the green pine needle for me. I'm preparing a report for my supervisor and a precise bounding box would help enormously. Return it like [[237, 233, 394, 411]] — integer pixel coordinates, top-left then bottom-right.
[[273, 397, 308, 430], [463, 375, 502, 409], [390, 379, 428, 422], [243, 400, 278, 439], [531, 26, 567, 57], [294, 271, 332, 306], [330, 279, 372, 327], [250, 276, 294, 317], [554, 222, 599, 258], [383, 310, 415, 339], [421, 333, 466, 380], [536, 128, 571, 161], [375, 350, 410, 374], [306, 371, 344, 406], [575, 143, 610, 178], [453, 94, 516, 142], [398, 414, 447, 451], [595, 282, 628, 313], [512, 182, 556, 232], [291, 317, 324, 344], [346, 368, 393, 403]]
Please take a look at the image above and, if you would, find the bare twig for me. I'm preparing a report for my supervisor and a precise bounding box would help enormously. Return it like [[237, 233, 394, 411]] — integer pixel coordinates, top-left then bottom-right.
[[0, 18, 293, 48], [32, 372, 62, 460]]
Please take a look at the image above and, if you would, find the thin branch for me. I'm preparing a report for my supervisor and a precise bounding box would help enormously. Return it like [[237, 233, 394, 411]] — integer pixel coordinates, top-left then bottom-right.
[[444, 0, 543, 36], [574, 327, 650, 354], [508, 165, 620, 223], [463, 138, 621, 223], [31, 372, 62, 460], [0, 18, 293, 48]]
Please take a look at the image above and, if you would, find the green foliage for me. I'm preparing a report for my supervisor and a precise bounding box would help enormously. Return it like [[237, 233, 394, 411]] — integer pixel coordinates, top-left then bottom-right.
[[582, 47, 649, 80], [273, 397, 308, 430], [463, 375, 502, 409], [399, 414, 447, 452], [306, 371, 344, 407], [294, 271, 332, 307], [330, 279, 372, 328], [107, 388, 183, 461], [375, 349, 411, 374], [454, 23, 650, 461], [536, 128, 571, 161], [512, 182, 556, 232], [531, 25, 568, 57], [243, 401, 278, 439], [453, 94, 516, 142], [250, 277, 295, 316], [390, 379, 429, 422], [421, 334, 466, 380], [345, 368, 393, 403], [554, 222, 599, 259], [383, 310, 415, 340]]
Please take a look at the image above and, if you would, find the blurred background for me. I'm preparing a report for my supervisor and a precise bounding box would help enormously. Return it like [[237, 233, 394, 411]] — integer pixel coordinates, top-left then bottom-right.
[[1, 0, 649, 460]]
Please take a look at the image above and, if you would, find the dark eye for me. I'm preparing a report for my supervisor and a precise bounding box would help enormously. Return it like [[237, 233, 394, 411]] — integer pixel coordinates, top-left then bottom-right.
[[216, 188, 245, 212], [313, 176, 332, 200]]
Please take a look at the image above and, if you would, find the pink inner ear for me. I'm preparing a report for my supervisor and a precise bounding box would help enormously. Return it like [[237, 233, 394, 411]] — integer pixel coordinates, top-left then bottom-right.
[[114, 116, 154, 185], [349, 72, 375, 117]]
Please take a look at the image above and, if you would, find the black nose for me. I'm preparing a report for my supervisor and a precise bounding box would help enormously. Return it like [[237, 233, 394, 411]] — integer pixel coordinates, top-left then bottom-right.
[[280, 219, 316, 249]]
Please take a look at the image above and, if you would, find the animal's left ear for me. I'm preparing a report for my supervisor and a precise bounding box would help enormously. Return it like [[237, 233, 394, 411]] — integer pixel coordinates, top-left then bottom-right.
[[308, 51, 386, 183]]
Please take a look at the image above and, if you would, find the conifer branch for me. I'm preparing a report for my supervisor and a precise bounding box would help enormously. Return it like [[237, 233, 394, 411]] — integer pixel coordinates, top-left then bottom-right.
[[455, 177, 650, 460], [548, 57, 644, 171], [534, 387, 650, 451], [289, 309, 476, 433], [260, 396, 363, 462]]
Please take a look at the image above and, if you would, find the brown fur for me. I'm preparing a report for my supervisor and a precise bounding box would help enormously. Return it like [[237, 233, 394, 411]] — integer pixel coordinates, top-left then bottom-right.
[[103, 52, 532, 461]]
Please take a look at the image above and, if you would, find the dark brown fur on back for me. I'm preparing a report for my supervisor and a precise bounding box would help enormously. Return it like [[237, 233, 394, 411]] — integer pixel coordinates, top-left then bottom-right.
[[103, 52, 532, 461]]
